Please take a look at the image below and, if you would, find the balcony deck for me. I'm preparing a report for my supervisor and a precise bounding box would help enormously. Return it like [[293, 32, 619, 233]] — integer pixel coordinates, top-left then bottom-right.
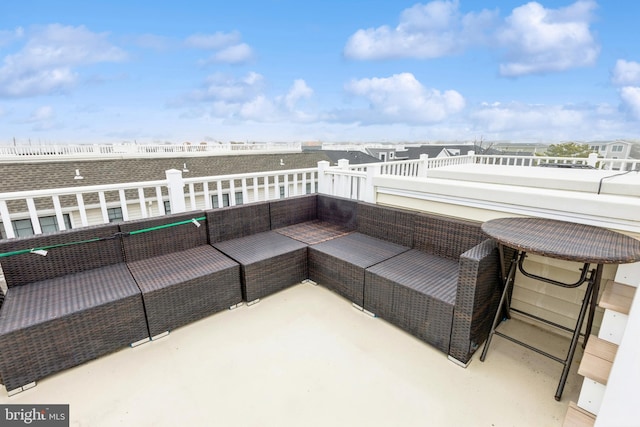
[[0, 282, 581, 426]]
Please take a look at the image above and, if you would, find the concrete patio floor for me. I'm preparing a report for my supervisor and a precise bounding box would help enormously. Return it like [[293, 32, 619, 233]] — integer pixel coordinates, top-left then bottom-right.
[[1, 282, 582, 426]]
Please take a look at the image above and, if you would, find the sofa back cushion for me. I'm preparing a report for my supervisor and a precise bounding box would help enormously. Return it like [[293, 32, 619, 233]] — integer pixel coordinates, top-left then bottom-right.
[[207, 201, 270, 243], [0, 223, 123, 288], [270, 195, 317, 229], [317, 195, 357, 230], [119, 211, 208, 262], [413, 213, 485, 260], [356, 202, 415, 247]]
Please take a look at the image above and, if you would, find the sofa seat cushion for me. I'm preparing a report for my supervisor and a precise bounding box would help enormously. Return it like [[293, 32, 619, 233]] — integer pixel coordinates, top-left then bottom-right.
[[0, 263, 148, 392], [364, 249, 459, 353], [310, 233, 410, 269], [0, 264, 142, 333], [274, 220, 353, 245], [309, 232, 410, 306], [127, 246, 238, 292], [126, 245, 242, 336], [212, 231, 308, 302]]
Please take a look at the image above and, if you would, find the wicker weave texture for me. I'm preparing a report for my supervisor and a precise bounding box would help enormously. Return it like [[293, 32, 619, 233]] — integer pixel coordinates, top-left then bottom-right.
[[213, 231, 308, 301], [482, 217, 640, 264], [414, 213, 485, 261], [365, 250, 458, 353], [357, 203, 415, 247], [317, 195, 358, 229], [274, 220, 353, 245], [309, 233, 410, 305], [449, 240, 500, 363], [0, 264, 148, 391], [126, 246, 241, 336], [269, 195, 317, 229], [0, 223, 123, 288], [206, 201, 271, 243], [119, 211, 208, 262]]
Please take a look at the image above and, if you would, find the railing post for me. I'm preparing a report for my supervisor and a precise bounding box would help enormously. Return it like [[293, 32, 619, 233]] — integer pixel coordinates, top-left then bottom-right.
[[364, 163, 380, 203], [165, 169, 187, 213], [337, 159, 350, 198], [418, 154, 429, 177], [317, 161, 330, 194], [587, 152, 599, 168]]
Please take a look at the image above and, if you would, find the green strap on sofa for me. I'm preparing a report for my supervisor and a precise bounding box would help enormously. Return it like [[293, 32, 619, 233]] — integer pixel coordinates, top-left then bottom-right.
[[0, 216, 206, 258]]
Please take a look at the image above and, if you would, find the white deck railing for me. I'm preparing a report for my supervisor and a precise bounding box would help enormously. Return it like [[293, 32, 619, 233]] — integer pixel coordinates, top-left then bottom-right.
[[0, 142, 302, 159], [0, 168, 317, 239], [1, 152, 638, 239]]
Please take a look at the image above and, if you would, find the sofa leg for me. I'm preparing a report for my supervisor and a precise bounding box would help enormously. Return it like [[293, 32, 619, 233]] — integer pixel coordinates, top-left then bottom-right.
[[351, 303, 376, 317], [229, 302, 244, 310], [7, 382, 36, 396], [302, 279, 318, 286], [363, 308, 376, 318], [151, 331, 170, 341], [247, 298, 261, 306], [130, 337, 151, 347], [448, 355, 471, 368]]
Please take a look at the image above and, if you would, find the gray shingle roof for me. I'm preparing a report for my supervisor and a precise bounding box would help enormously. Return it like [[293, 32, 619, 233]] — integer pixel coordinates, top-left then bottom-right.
[[0, 152, 337, 193]]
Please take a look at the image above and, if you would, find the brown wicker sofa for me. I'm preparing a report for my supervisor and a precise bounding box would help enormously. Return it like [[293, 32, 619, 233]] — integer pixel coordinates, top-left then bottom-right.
[[119, 211, 242, 338], [0, 193, 500, 394], [0, 224, 149, 394]]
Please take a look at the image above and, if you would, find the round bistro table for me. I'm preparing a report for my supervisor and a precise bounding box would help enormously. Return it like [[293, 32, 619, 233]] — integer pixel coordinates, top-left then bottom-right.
[[479, 217, 640, 401]]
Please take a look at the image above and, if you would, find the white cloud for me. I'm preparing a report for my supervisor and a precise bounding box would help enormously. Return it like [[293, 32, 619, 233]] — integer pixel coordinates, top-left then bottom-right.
[[343, 0, 498, 60], [193, 72, 265, 103], [0, 24, 127, 98], [186, 31, 254, 65], [619, 86, 640, 120], [466, 101, 629, 141], [611, 60, 640, 86], [185, 31, 241, 50], [209, 43, 254, 64], [0, 27, 24, 47], [186, 72, 316, 123], [342, 73, 465, 124], [496, 1, 599, 76], [344, 1, 599, 77], [282, 79, 313, 110]]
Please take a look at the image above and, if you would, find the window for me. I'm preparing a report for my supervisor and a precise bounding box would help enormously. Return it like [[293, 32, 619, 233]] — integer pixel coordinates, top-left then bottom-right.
[[163, 201, 171, 215], [611, 145, 623, 152], [12, 219, 34, 237], [279, 186, 286, 198], [212, 193, 230, 208], [108, 207, 124, 223], [389, 152, 394, 159], [305, 183, 312, 194], [379, 153, 386, 161], [39, 214, 72, 233], [234, 192, 243, 206]]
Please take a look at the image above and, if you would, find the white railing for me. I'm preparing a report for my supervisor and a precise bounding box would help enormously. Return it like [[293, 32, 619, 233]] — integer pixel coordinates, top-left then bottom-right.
[[0, 167, 317, 239], [0, 142, 302, 159], [475, 153, 640, 171], [2, 152, 638, 238]]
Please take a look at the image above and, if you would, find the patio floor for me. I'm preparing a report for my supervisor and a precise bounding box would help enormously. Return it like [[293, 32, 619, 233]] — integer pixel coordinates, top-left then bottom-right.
[[1, 281, 582, 426]]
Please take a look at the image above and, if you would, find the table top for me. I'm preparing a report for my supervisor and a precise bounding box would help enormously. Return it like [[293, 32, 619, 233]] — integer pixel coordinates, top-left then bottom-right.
[[482, 217, 640, 264]]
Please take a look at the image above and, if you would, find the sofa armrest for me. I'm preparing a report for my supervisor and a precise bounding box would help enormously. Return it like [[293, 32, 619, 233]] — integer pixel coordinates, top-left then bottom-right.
[[449, 239, 501, 364]]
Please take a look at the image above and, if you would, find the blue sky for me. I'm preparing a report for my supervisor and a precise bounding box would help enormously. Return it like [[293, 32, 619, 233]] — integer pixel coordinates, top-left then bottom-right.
[[1, 0, 640, 145]]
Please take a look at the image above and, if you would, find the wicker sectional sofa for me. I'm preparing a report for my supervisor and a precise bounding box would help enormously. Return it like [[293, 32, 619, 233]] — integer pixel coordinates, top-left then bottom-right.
[[0, 194, 500, 394]]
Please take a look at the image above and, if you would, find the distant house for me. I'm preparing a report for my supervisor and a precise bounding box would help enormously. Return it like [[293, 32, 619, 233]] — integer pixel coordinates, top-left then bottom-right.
[[588, 140, 633, 159]]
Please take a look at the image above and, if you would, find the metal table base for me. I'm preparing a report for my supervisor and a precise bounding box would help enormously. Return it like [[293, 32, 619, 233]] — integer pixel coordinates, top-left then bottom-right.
[[479, 248, 599, 401]]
